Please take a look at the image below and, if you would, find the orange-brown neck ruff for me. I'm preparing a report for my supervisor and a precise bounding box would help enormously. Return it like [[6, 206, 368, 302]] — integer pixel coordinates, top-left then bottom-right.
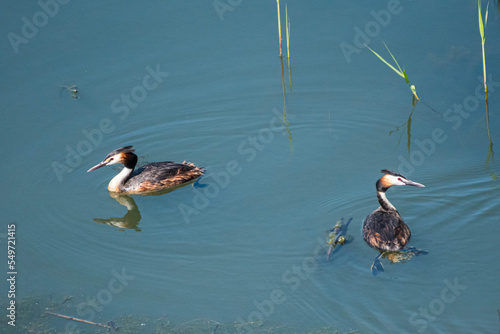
[[119, 152, 138, 169], [377, 175, 394, 192]]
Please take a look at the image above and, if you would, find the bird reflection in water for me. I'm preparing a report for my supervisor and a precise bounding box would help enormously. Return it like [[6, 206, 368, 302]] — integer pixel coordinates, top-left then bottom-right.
[[93, 193, 142, 231], [92, 181, 198, 231]]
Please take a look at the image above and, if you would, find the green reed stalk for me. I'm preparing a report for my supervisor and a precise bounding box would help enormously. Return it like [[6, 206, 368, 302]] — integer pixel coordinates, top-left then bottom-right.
[[286, 4, 292, 91], [365, 43, 419, 101], [478, 0, 489, 99], [277, 0, 282, 57], [286, 5, 290, 62]]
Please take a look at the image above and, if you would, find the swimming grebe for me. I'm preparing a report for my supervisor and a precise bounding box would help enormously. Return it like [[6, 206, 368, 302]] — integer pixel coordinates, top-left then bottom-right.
[[362, 169, 425, 273], [87, 146, 204, 194]]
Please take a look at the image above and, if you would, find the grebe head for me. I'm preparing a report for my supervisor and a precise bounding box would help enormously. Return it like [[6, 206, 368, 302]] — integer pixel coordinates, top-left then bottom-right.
[[377, 169, 425, 192], [87, 146, 137, 172]]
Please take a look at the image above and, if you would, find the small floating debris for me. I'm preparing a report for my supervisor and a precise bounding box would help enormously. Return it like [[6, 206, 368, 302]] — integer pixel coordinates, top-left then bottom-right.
[[326, 217, 352, 261], [58, 85, 79, 99], [45, 311, 118, 331]]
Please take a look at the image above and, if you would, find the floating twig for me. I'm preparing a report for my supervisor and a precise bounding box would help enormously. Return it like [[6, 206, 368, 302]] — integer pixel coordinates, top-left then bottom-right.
[[45, 311, 115, 330]]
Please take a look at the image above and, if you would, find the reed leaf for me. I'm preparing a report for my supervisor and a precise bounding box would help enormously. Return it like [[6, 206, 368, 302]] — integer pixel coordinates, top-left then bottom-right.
[[384, 43, 404, 76], [478, 0, 489, 96], [402, 69, 409, 85], [365, 43, 419, 100], [478, 0, 488, 42], [364, 44, 404, 79]]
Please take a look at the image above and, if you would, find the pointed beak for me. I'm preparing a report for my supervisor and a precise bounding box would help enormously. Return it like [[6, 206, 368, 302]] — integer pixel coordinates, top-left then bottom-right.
[[404, 179, 425, 187], [87, 161, 108, 172]]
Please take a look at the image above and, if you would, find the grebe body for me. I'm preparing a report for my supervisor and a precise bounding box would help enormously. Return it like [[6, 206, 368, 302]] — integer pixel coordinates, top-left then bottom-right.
[[362, 169, 424, 252], [88, 146, 204, 194]]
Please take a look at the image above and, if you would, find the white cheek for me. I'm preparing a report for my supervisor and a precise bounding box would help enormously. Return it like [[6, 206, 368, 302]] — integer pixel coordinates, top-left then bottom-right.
[[386, 175, 405, 186]]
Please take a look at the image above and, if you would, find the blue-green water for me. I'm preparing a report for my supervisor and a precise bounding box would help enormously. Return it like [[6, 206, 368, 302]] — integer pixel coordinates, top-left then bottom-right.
[[1, 1, 499, 333]]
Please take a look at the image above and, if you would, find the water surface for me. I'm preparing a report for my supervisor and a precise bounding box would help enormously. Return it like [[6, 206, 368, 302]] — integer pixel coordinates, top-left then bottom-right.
[[1, 1, 499, 333]]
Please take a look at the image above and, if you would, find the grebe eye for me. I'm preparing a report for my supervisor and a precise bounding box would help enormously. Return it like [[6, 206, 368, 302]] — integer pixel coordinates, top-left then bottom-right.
[[398, 178, 402, 181]]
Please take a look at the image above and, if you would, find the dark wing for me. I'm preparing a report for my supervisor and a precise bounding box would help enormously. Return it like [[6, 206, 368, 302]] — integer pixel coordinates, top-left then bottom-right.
[[362, 210, 411, 251], [125, 162, 203, 191], [394, 222, 411, 249], [133, 162, 195, 179]]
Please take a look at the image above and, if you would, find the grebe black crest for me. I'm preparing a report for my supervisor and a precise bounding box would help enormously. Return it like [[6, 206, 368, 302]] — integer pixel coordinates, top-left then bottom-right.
[[87, 146, 204, 194]]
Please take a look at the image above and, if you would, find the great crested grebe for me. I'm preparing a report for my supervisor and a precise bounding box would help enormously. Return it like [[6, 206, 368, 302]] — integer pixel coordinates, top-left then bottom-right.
[[362, 169, 425, 274], [87, 146, 204, 194]]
